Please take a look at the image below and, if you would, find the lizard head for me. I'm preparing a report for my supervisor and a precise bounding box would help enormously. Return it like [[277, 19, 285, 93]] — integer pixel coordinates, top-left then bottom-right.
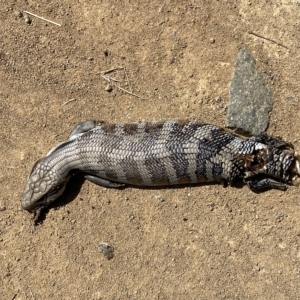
[[21, 157, 68, 213]]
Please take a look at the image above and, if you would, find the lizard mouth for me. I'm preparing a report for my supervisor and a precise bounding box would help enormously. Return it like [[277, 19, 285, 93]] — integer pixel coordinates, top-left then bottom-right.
[[33, 204, 46, 221], [24, 195, 47, 213]]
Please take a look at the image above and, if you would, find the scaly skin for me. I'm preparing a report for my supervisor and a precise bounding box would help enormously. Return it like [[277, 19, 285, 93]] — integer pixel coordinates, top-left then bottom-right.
[[21, 120, 300, 213]]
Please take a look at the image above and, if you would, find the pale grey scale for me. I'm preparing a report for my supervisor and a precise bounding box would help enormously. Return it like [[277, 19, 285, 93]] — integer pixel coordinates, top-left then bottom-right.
[[139, 138, 175, 184], [90, 121, 186, 185], [21, 119, 300, 214], [75, 135, 111, 173], [192, 124, 219, 140], [153, 121, 180, 184], [114, 123, 125, 135], [204, 160, 214, 181], [136, 163, 153, 185], [223, 138, 242, 151], [136, 121, 147, 134], [233, 138, 268, 155], [193, 128, 242, 182], [117, 122, 169, 184], [183, 135, 202, 182], [52, 143, 83, 177], [42, 122, 241, 187], [163, 122, 199, 182], [211, 152, 233, 180], [153, 122, 209, 183], [73, 128, 151, 184], [78, 142, 112, 178], [124, 125, 154, 184], [116, 159, 144, 184], [101, 140, 130, 182], [282, 154, 293, 179], [263, 149, 292, 180], [183, 125, 215, 181], [235, 139, 257, 154], [145, 121, 191, 184]]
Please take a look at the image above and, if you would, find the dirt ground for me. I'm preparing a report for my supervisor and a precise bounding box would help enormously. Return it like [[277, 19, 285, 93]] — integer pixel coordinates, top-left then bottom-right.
[[1, 0, 300, 299]]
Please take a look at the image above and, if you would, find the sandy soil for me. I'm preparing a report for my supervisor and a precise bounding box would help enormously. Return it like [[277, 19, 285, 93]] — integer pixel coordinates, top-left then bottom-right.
[[1, 1, 300, 299]]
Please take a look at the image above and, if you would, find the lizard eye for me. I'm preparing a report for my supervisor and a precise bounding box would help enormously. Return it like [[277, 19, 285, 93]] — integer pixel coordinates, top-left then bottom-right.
[[48, 184, 65, 197]]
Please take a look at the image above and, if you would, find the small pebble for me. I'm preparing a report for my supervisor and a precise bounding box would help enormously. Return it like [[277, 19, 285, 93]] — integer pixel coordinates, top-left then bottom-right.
[[0, 207, 6, 211], [98, 242, 114, 260], [105, 84, 113, 92], [103, 50, 109, 56], [209, 38, 215, 43], [15, 11, 23, 18], [156, 195, 165, 202], [25, 17, 31, 24], [286, 96, 294, 101], [23, 13, 31, 24], [208, 202, 215, 211], [215, 96, 222, 103], [254, 265, 260, 271]]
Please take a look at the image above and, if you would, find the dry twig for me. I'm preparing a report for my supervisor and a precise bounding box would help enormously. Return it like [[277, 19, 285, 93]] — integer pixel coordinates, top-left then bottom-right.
[[123, 67, 133, 93], [61, 98, 76, 107], [44, 97, 50, 127], [23, 10, 61, 26], [30, 290, 35, 300], [101, 67, 124, 75], [100, 67, 146, 100], [248, 30, 289, 49]]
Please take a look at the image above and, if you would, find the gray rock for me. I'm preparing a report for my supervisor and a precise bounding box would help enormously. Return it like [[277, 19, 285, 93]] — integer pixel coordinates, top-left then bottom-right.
[[226, 49, 273, 135], [98, 242, 114, 260]]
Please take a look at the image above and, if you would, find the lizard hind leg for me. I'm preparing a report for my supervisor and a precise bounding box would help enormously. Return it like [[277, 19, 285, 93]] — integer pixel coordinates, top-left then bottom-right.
[[46, 121, 97, 156], [68, 120, 97, 140], [244, 177, 287, 191], [84, 174, 125, 188]]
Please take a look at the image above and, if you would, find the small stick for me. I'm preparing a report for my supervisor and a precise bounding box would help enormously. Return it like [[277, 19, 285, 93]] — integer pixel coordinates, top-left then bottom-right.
[[101, 67, 124, 75], [100, 74, 121, 82], [44, 97, 50, 127], [156, 25, 164, 41], [100, 74, 115, 84], [11, 294, 17, 300], [101, 72, 142, 97], [113, 84, 147, 100], [30, 290, 35, 300], [108, 76, 122, 82], [124, 67, 133, 93], [101, 67, 131, 83], [100, 74, 122, 83], [23, 11, 61, 26], [248, 30, 289, 50], [100, 68, 146, 99], [61, 98, 76, 107]]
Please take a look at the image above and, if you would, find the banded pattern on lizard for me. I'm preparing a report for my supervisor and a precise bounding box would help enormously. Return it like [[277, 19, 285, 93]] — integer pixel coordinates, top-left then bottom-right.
[[21, 120, 300, 214]]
